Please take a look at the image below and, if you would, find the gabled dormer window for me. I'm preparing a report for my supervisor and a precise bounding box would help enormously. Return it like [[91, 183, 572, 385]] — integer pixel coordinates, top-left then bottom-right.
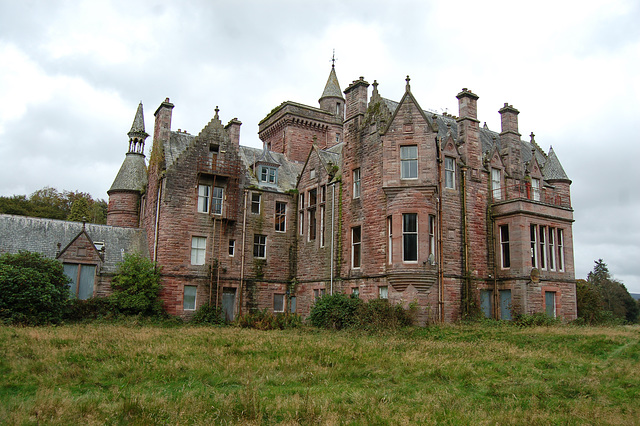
[[260, 165, 277, 184]]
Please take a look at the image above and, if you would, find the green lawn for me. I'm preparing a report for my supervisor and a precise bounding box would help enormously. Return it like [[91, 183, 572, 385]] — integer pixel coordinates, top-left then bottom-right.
[[1, 323, 638, 425]]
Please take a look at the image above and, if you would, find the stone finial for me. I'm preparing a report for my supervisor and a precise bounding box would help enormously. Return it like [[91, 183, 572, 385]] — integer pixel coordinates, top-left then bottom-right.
[[530, 132, 535, 143], [214, 106, 219, 119], [405, 75, 411, 92]]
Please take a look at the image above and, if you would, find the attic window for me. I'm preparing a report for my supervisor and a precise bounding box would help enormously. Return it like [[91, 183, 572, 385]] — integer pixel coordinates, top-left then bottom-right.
[[310, 169, 316, 179], [94, 242, 105, 251], [260, 166, 277, 184], [210, 144, 219, 153]]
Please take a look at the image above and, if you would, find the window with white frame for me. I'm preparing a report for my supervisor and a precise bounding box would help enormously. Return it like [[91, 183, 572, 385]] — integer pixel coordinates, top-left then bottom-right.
[[273, 293, 285, 312], [251, 192, 261, 214], [539, 225, 547, 269], [500, 225, 510, 269], [401, 145, 418, 179], [353, 168, 361, 198], [352, 226, 361, 269], [532, 178, 541, 201], [197, 184, 210, 213], [530, 224, 538, 268], [260, 166, 277, 184], [183, 285, 197, 310], [228, 239, 235, 257], [429, 215, 436, 261], [548, 228, 556, 270], [320, 205, 325, 247], [253, 234, 266, 259], [212, 187, 223, 215], [557, 229, 564, 271], [444, 157, 455, 189], [379, 286, 388, 299], [402, 213, 418, 262], [275, 202, 286, 232], [491, 168, 502, 200], [191, 236, 206, 265]]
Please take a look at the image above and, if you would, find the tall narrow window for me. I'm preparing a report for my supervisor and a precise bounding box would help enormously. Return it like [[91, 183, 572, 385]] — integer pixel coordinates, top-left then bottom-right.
[[352, 226, 361, 269], [530, 224, 538, 268], [228, 239, 235, 257], [299, 193, 304, 236], [491, 168, 502, 200], [353, 168, 361, 198], [212, 187, 223, 215], [379, 286, 388, 299], [429, 214, 436, 261], [401, 145, 418, 179], [183, 285, 197, 311], [532, 178, 541, 201], [273, 294, 285, 312], [387, 216, 393, 264], [253, 234, 266, 259], [545, 291, 556, 318], [251, 192, 261, 214], [275, 202, 286, 232], [548, 228, 556, 270], [191, 236, 206, 265], [500, 225, 510, 269], [320, 205, 325, 247], [539, 225, 547, 269], [308, 208, 316, 241], [557, 229, 565, 271], [402, 213, 418, 262], [444, 157, 455, 189], [197, 184, 210, 213]]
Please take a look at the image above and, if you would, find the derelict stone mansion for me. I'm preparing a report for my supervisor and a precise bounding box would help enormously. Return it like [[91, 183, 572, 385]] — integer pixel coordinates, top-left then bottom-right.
[[1, 65, 576, 323]]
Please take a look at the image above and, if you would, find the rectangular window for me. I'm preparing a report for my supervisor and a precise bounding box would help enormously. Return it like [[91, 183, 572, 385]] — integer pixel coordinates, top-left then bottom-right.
[[299, 193, 304, 236], [308, 208, 316, 241], [310, 168, 316, 179], [352, 226, 361, 269], [548, 228, 556, 270], [379, 286, 388, 299], [387, 216, 393, 264], [273, 294, 285, 312], [353, 168, 361, 198], [260, 166, 277, 184], [320, 205, 325, 247], [429, 214, 436, 261], [539, 225, 547, 269], [320, 185, 326, 203], [228, 239, 235, 257], [251, 192, 261, 214], [352, 287, 360, 298], [401, 145, 418, 179], [212, 187, 223, 215], [299, 211, 304, 236], [275, 202, 286, 232], [402, 213, 418, 262], [253, 234, 266, 259], [191, 236, 206, 265], [545, 291, 556, 318], [336, 133, 340, 143], [290, 296, 297, 313], [530, 224, 538, 268], [532, 178, 541, 201], [500, 225, 510, 269], [63, 263, 95, 300], [183, 285, 197, 310], [491, 168, 502, 200], [197, 184, 210, 213], [444, 157, 455, 189], [557, 229, 564, 271]]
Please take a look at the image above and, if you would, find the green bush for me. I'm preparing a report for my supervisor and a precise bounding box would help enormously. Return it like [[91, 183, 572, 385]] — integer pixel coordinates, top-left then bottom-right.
[[0, 251, 70, 325], [190, 303, 226, 325], [65, 297, 116, 321], [236, 309, 302, 330], [110, 253, 163, 316], [513, 312, 561, 327], [355, 298, 414, 331], [309, 293, 362, 330]]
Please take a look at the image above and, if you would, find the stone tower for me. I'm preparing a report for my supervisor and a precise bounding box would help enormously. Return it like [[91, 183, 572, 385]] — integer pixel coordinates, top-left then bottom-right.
[[106, 102, 148, 227]]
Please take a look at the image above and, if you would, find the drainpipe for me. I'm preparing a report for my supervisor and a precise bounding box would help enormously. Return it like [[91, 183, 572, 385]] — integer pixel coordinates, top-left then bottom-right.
[[211, 216, 217, 306], [436, 136, 444, 323], [461, 165, 470, 317], [153, 177, 164, 263], [238, 190, 248, 316], [330, 181, 336, 295]]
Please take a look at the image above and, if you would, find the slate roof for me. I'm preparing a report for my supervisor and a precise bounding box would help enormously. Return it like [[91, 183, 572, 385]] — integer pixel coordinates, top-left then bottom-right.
[[320, 66, 344, 100], [128, 102, 148, 137], [165, 131, 195, 170], [240, 146, 302, 192], [108, 152, 148, 193], [0, 214, 148, 273], [542, 147, 569, 181]]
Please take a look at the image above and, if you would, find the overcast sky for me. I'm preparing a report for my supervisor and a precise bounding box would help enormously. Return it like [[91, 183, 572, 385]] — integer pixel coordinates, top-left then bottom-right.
[[1, 0, 638, 292]]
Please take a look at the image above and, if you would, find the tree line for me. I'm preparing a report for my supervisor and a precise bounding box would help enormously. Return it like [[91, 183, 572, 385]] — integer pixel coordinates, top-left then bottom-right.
[[577, 259, 639, 324], [0, 186, 107, 224]]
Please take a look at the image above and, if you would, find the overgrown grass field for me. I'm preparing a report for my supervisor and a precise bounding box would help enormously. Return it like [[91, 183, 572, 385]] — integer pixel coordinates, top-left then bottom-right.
[[1, 322, 639, 424]]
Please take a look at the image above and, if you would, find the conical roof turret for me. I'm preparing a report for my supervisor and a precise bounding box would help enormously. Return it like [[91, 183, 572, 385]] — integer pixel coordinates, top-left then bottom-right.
[[320, 65, 344, 101]]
